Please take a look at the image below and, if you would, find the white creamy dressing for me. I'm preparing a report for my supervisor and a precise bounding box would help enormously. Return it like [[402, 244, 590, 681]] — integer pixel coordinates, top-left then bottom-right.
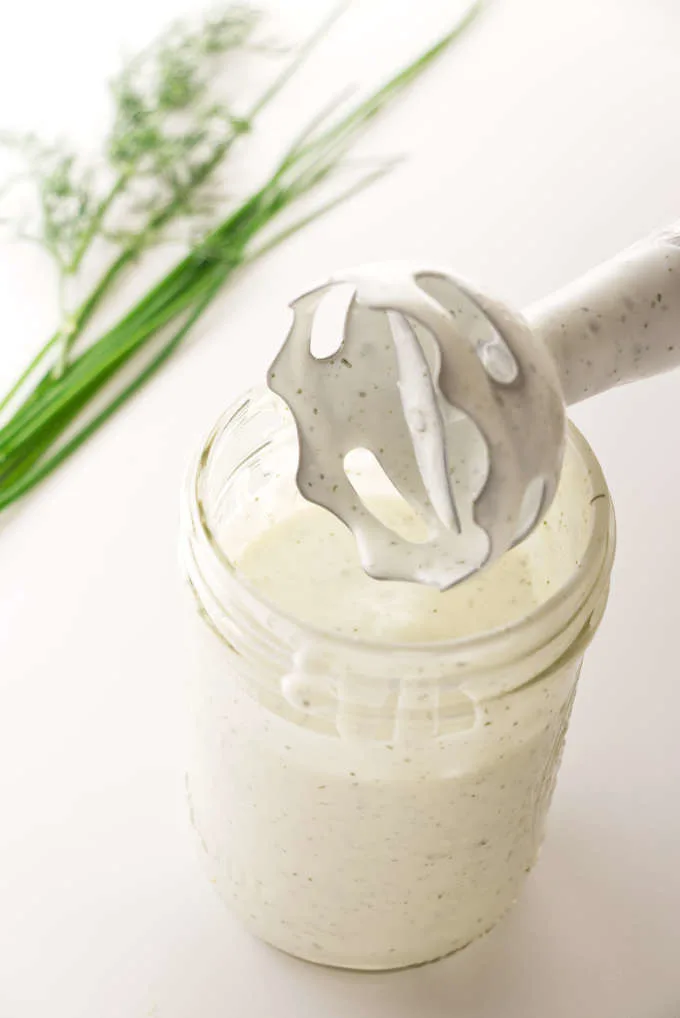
[[237, 496, 538, 643], [527, 222, 680, 404], [185, 437, 599, 969], [267, 264, 565, 590]]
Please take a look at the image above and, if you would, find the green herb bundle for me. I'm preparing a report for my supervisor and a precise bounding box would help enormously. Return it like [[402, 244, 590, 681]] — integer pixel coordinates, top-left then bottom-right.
[[0, 3, 480, 512]]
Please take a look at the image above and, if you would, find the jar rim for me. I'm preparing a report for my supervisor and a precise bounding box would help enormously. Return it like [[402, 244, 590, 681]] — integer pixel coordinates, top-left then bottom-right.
[[185, 387, 615, 663]]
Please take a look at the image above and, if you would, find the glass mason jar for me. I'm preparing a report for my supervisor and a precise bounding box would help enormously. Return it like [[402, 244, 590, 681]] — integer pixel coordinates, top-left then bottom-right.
[[179, 386, 615, 971]]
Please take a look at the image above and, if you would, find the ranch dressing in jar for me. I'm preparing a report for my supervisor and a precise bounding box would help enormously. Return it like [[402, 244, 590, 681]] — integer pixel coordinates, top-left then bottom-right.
[[180, 387, 614, 970]]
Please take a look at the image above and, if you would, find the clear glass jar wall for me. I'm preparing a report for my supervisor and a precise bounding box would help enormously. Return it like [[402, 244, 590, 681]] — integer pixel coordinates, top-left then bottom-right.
[[180, 387, 615, 970]]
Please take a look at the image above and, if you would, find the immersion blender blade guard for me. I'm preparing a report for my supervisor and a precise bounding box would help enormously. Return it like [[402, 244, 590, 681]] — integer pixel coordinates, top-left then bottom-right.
[[267, 264, 566, 590]]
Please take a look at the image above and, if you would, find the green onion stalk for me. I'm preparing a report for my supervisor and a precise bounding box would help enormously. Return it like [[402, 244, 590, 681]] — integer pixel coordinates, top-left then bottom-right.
[[0, 2, 481, 512]]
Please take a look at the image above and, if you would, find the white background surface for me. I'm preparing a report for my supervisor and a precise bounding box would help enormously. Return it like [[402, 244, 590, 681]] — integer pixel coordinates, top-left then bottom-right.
[[1, 1, 679, 1015]]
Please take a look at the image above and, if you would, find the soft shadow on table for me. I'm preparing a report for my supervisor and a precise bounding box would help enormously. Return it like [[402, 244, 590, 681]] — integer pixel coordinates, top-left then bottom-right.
[[150, 809, 679, 1018], [274, 824, 677, 1018], [0, 499, 26, 536]]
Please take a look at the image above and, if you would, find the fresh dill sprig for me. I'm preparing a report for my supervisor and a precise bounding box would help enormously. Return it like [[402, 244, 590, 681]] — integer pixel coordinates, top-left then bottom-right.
[[0, 2, 482, 512], [1, 5, 269, 377], [3, 7, 261, 270]]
